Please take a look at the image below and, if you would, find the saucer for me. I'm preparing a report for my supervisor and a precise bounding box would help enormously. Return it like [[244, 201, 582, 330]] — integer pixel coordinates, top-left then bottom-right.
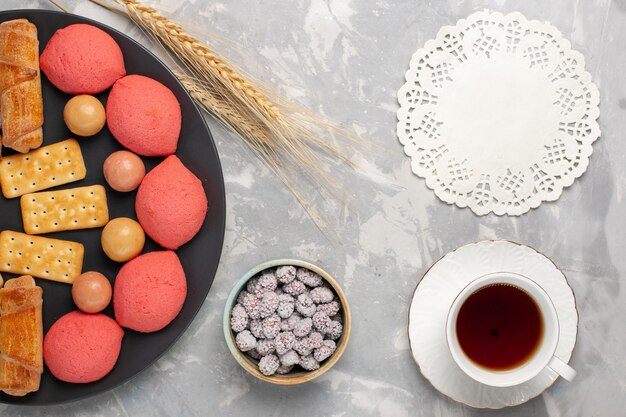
[[408, 240, 578, 409]]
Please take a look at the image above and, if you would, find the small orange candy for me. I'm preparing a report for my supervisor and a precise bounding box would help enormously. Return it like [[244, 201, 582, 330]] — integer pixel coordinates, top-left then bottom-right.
[[64, 95, 106, 136], [72, 271, 112, 313]]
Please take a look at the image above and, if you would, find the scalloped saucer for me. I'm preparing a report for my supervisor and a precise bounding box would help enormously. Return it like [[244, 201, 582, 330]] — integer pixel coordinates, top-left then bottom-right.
[[408, 240, 578, 409]]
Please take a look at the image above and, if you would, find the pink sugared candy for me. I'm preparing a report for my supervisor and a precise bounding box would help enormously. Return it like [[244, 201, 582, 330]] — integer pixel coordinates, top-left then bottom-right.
[[114, 251, 187, 332], [276, 266, 296, 284], [135, 155, 208, 250], [249, 319, 265, 339], [241, 293, 262, 320], [44, 311, 123, 383], [316, 300, 341, 317], [274, 331, 296, 355], [103, 151, 145, 192], [299, 355, 320, 371], [235, 330, 257, 352], [327, 320, 343, 340], [312, 311, 332, 334], [293, 317, 313, 337], [256, 271, 278, 294], [279, 350, 300, 367], [294, 338, 312, 357], [259, 354, 280, 376], [296, 268, 323, 287], [295, 293, 316, 317], [276, 294, 295, 319], [280, 312, 302, 332], [310, 287, 334, 304], [258, 291, 279, 318], [256, 339, 275, 356], [282, 279, 306, 296], [307, 332, 324, 349], [313, 340, 336, 362], [230, 304, 248, 333], [262, 315, 281, 339]]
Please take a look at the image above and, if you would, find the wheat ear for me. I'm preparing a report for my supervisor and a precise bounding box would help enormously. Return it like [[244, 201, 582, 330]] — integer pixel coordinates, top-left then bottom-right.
[[81, 0, 363, 238], [117, 0, 353, 186], [174, 70, 336, 242]]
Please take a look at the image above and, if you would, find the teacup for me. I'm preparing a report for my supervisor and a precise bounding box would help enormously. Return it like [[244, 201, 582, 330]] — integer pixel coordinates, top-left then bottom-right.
[[446, 272, 576, 387]]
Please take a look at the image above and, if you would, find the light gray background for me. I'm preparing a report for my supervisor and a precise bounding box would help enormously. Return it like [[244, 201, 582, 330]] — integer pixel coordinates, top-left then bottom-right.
[[2, 0, 625, 416]]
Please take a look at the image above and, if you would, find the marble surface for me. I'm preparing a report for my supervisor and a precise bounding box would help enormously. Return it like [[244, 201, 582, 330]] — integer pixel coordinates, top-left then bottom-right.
[[2, 0, 626, 415]]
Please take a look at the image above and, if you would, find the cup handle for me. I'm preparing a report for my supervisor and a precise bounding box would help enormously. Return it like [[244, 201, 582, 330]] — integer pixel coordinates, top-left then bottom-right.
[[548, 356, 577, 382]]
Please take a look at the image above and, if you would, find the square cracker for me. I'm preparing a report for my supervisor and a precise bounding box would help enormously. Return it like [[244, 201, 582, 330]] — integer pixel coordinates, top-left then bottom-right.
[[0, 231, 84, 284], [21, 185, 109, 235], [0, 139, 86, 199]]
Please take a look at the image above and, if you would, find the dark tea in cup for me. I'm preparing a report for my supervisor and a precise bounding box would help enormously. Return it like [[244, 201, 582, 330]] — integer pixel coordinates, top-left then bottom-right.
[[455, 283, 544, 371], [446, 272, 576, 386]]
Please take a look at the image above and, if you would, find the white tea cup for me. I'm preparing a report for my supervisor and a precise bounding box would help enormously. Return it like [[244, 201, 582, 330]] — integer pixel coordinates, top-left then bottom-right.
[[446, 272, 576, 387]]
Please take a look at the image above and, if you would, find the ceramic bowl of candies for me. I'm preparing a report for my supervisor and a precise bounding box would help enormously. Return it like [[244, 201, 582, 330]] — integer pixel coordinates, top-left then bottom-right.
[[223, 259, 351, 384]]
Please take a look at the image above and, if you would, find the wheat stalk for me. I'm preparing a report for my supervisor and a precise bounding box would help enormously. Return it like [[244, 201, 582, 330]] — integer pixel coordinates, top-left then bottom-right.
[[174, 71, 335, 240], [45, 0, 365, 239], [152, 13, 281, 120], [120, 1, 349, 172], [174, 71, 274, 147], [101, 0, 360, 234]]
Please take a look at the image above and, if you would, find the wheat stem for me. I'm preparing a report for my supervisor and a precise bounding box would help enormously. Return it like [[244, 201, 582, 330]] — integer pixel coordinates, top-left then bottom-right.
[[86, 0, 361, 238], [118, 0, 280, 120], [174, 71, 274, 146], [175, 70, 340, 242]]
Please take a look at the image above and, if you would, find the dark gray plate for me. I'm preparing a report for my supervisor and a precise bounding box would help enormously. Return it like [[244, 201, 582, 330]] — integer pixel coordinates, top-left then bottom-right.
[[0, 9, 225, 405]]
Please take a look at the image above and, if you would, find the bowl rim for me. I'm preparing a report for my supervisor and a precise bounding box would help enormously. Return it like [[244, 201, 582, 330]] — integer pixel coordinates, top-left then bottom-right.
[[223, 258, 351, 385]]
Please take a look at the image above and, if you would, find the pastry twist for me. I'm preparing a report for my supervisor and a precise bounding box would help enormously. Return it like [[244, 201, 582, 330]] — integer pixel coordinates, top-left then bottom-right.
[[0, 19, 43, 154], [0, 275, 43, 396]]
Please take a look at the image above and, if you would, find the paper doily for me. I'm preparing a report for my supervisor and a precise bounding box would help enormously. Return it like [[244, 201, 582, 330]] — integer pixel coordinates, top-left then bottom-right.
[[397, 10, 600, 216]]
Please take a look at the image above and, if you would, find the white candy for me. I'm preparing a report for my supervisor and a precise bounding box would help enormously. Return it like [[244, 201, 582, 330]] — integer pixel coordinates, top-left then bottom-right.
[[235, 330, 256, 352]]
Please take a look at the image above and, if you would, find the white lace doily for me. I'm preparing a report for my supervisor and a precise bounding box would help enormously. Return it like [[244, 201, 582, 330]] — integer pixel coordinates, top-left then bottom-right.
[[397, 10, 600, 216]]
